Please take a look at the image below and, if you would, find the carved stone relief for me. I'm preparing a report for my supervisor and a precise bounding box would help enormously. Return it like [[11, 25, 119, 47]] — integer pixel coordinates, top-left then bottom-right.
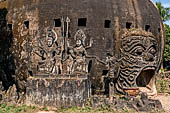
[[64, 29, 93, 74], [30, 18, 93, 75], [114, 30, 159, 95], [32, 28, 63, 74]]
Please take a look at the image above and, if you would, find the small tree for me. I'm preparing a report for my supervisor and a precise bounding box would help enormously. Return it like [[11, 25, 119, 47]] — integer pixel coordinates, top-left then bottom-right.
[[156, 2, 170, 22], [156, 2, 170, 69], [163, 24, 170, 68]]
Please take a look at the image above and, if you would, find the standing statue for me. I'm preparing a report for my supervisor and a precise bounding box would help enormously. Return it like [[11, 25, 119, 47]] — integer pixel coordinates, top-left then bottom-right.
[[105, 53, 119, 79], [96, 53, 119, 79], [96, 53, 119, 99]]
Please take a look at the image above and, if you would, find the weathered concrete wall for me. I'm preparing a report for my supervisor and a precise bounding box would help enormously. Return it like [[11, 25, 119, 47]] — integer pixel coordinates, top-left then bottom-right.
[[0, 0, 165, 102], [26, 75, 90, 107]]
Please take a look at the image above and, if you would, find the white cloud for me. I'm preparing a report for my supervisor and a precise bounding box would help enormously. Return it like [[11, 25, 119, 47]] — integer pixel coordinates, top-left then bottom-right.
[[162, 3, 170, 8], [165, 20, 170, 26]]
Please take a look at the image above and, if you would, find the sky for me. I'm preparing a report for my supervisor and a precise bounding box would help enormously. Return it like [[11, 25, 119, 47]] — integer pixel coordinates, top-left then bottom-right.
[[152, 0, 170, 25]]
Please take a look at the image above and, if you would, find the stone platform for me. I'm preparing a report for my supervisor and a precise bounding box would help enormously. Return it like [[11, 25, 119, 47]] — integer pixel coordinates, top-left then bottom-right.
[[26, 74, 90, 108]]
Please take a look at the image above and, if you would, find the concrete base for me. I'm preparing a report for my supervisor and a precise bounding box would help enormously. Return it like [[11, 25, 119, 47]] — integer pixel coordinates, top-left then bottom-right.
[[26, 74, 90, 108]]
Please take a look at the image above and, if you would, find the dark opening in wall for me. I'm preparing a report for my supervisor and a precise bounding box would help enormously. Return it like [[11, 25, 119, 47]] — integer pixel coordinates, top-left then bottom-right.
[[158, 28, 161, 33], [54, 19, 61, 27], [104, 77, 110, 95], [8, 24, 12, 30], [28, 70, 33, 76], [126, 22, 132, 29], [104, 20, 111, 28], [145, 25, 150, 31], [88, 60, 93, 73], [102, 70, 109, 75], [78, 18, 87, 27], [24, 21, 29, 29]]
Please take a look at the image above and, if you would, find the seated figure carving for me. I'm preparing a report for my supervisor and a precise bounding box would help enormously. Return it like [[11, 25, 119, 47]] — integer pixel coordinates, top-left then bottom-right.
[[33, 29, 63, 74]]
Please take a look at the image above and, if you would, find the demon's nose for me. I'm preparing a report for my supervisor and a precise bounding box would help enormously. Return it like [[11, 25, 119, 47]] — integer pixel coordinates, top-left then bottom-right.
[[144, 53, 154, 62]]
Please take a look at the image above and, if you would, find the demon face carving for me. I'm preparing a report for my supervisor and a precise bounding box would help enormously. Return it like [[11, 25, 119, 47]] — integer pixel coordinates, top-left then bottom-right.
[[115, 31, 159, 95]]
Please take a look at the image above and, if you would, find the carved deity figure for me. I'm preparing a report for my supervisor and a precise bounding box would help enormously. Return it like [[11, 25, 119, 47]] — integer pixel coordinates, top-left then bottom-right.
[[96, 53, 119, 98], [64, 48, 74, 74], [33, 29, 63, 74], [64, 29, 93, 73], [97, 53, 119, 79], [105, 53, 119, 79], [115, 30, 159, 96]]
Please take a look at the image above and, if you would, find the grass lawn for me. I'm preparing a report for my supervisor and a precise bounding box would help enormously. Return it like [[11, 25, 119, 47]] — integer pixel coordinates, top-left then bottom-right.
[[0, 104, 162, 113]]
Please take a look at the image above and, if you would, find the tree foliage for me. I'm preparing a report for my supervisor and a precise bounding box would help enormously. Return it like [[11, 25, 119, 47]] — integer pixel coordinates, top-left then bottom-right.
[[164, 24, 170, 62], [156, 2, 170, 22], [156, 2, 170, 68]]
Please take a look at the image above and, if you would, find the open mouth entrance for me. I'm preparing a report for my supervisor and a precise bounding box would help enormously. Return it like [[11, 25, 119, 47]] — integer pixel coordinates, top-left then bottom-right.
[[136, 69, 155, 87]]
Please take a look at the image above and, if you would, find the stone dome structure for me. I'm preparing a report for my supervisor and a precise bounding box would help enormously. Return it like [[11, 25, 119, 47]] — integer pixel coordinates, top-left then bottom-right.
[[0, 0, 165, 107]]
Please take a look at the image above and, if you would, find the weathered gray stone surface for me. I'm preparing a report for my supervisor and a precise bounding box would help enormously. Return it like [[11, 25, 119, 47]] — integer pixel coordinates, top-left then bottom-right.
[[1, 84, 19, 105], [91, 93, 162, 112], [0, 0, 166, 108], [0, 0, 165, 95], [26, 75, 90, 108]]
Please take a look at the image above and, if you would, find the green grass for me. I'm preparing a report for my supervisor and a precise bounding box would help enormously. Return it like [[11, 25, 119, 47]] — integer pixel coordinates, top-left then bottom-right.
[[0, 104, 163, 113], [156, 77, 170, 94], [0, 104, 38, 113]]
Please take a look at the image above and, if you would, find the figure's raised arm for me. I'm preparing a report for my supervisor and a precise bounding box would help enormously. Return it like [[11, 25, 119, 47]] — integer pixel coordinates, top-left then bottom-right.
[[85, 38, 93, 49], [52, 29, 58, 43]]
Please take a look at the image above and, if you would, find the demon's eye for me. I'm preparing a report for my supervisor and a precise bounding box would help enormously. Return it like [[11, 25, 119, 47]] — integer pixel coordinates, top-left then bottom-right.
[[131, 47, 144, 56], [149, 46, 156, 55]]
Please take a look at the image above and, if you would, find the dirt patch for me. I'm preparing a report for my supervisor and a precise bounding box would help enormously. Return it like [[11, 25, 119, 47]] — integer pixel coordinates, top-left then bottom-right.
[[151, 94, 170, 113]]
